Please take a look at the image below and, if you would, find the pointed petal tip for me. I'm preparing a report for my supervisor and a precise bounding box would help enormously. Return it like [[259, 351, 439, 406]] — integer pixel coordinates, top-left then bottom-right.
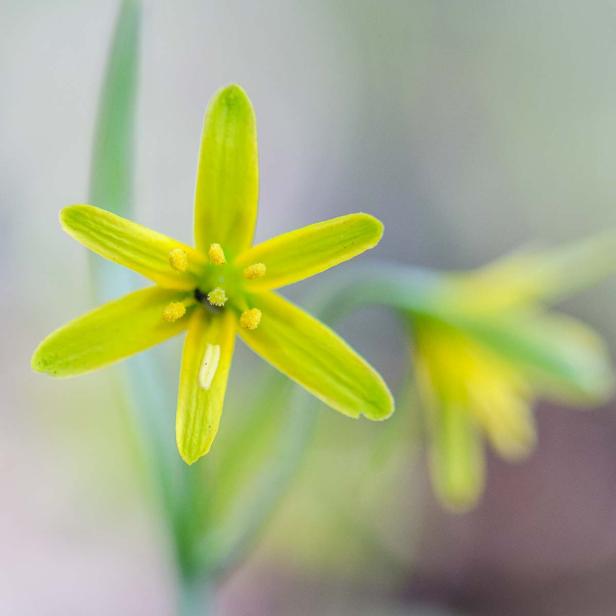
[[30, 337, 61, 376], [177, 440, 212, 466], [30, 346, 48, 374], [218, 82, 249, 101], [178, 450, 198, 466], [357, 212, 384, 245], [210, 83, 254, 115], [30, 344, 69, 378], [362, 392, 395, 421], [59, 203, 93, 231], [58, 205, 73, 228], [439, 493, 480, 514]]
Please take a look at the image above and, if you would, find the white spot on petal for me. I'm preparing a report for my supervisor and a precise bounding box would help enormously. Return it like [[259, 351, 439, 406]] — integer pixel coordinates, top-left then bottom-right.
[[199, 344, 221, 390]]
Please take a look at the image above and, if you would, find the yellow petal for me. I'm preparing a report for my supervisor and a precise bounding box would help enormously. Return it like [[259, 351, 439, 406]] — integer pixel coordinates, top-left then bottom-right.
[[31, 286, 190, 377], [236, 213, 383, 291], [428, 403, 485, 512], [413, 344, 485, 511], [193, 84, 258, 258], [238, 292, 393, 420], [484, 398, 536, 460], [433, 325, 538, 461], [414, 319, 485, 511], [176, 310, 236, 464], [61, 205, 206, 289], [466, 374, 536, 460]]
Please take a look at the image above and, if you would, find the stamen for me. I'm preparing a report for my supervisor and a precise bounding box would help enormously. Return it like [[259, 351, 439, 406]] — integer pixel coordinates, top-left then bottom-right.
[[168, 248, 188, 272], [207, 287, 228, 307], [208, 243, 226, 265], [239, 308, 262, 330], [243, 262, 267, 280], [199, 344, 221, 390], [162, 301, 187, 322]]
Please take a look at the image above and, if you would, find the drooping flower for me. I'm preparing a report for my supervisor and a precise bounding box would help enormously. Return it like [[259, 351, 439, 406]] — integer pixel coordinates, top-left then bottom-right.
[[408, 239, 615, 510], [32, 84, 394, 464]]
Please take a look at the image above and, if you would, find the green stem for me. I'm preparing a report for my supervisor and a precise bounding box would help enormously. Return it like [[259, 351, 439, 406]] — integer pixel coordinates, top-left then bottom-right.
[[316, 262, 442, 321], [178, 572, 214, 616]]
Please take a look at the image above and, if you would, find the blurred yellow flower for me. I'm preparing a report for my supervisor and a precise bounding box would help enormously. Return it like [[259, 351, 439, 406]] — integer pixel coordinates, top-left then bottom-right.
[[410, 240, 615, 510]]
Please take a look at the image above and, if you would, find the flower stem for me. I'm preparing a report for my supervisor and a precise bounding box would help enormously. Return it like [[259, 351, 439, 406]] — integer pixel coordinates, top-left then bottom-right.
[[178, 572, 213, 616]]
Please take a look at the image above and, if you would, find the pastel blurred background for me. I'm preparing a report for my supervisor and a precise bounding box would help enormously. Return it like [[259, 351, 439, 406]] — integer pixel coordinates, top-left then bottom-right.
[[4, 1, 616, 614]]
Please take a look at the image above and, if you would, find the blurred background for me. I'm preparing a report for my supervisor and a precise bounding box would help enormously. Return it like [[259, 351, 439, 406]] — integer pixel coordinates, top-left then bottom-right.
[[4, 1, 616, 614]]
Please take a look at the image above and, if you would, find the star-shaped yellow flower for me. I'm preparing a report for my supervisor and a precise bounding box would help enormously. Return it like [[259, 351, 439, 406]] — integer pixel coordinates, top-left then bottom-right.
[[32, 84, 394, 464]]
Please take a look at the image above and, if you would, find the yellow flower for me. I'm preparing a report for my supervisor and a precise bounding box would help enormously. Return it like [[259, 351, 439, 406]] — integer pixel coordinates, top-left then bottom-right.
[[410, 242, 615, 510], [31, 84, 394, 464]]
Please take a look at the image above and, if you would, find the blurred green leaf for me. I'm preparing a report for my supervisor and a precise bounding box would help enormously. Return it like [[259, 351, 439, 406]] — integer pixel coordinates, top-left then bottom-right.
[[86, 0, 189, 552], [89, 0, 139, 218]]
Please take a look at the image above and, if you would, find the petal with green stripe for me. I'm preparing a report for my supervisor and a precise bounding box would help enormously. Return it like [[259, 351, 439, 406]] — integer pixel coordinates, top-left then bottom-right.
[[193, 84, 258, 258], [239, 292, 393, 420], [31, 286, 190, 377], [176, 310, 236, 464], [61, 204, 206, 289], [236, 213, 383, 290]]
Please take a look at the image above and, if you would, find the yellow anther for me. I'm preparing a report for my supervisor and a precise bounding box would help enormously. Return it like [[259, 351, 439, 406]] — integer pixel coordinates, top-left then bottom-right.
[[208, 243, 226, 265], [162, 301, 187, 322], [239, 308, 262, 330], [168, 248, 188, 272], [207, 287, 228, 307], [243, 262, 267, 280]]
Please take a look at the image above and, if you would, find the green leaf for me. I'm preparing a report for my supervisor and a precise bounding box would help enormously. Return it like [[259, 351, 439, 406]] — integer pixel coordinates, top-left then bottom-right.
[[239, 291, 394, 420], [89, 0, 139, 224], [236, 213, 383, 290], [193, 84, 258, 259], [88, 0, 140, 301], [83, 0, 199, 580]]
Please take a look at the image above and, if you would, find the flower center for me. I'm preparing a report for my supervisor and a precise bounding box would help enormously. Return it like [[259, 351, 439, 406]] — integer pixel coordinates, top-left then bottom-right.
[[163, 244, 266, 329]]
